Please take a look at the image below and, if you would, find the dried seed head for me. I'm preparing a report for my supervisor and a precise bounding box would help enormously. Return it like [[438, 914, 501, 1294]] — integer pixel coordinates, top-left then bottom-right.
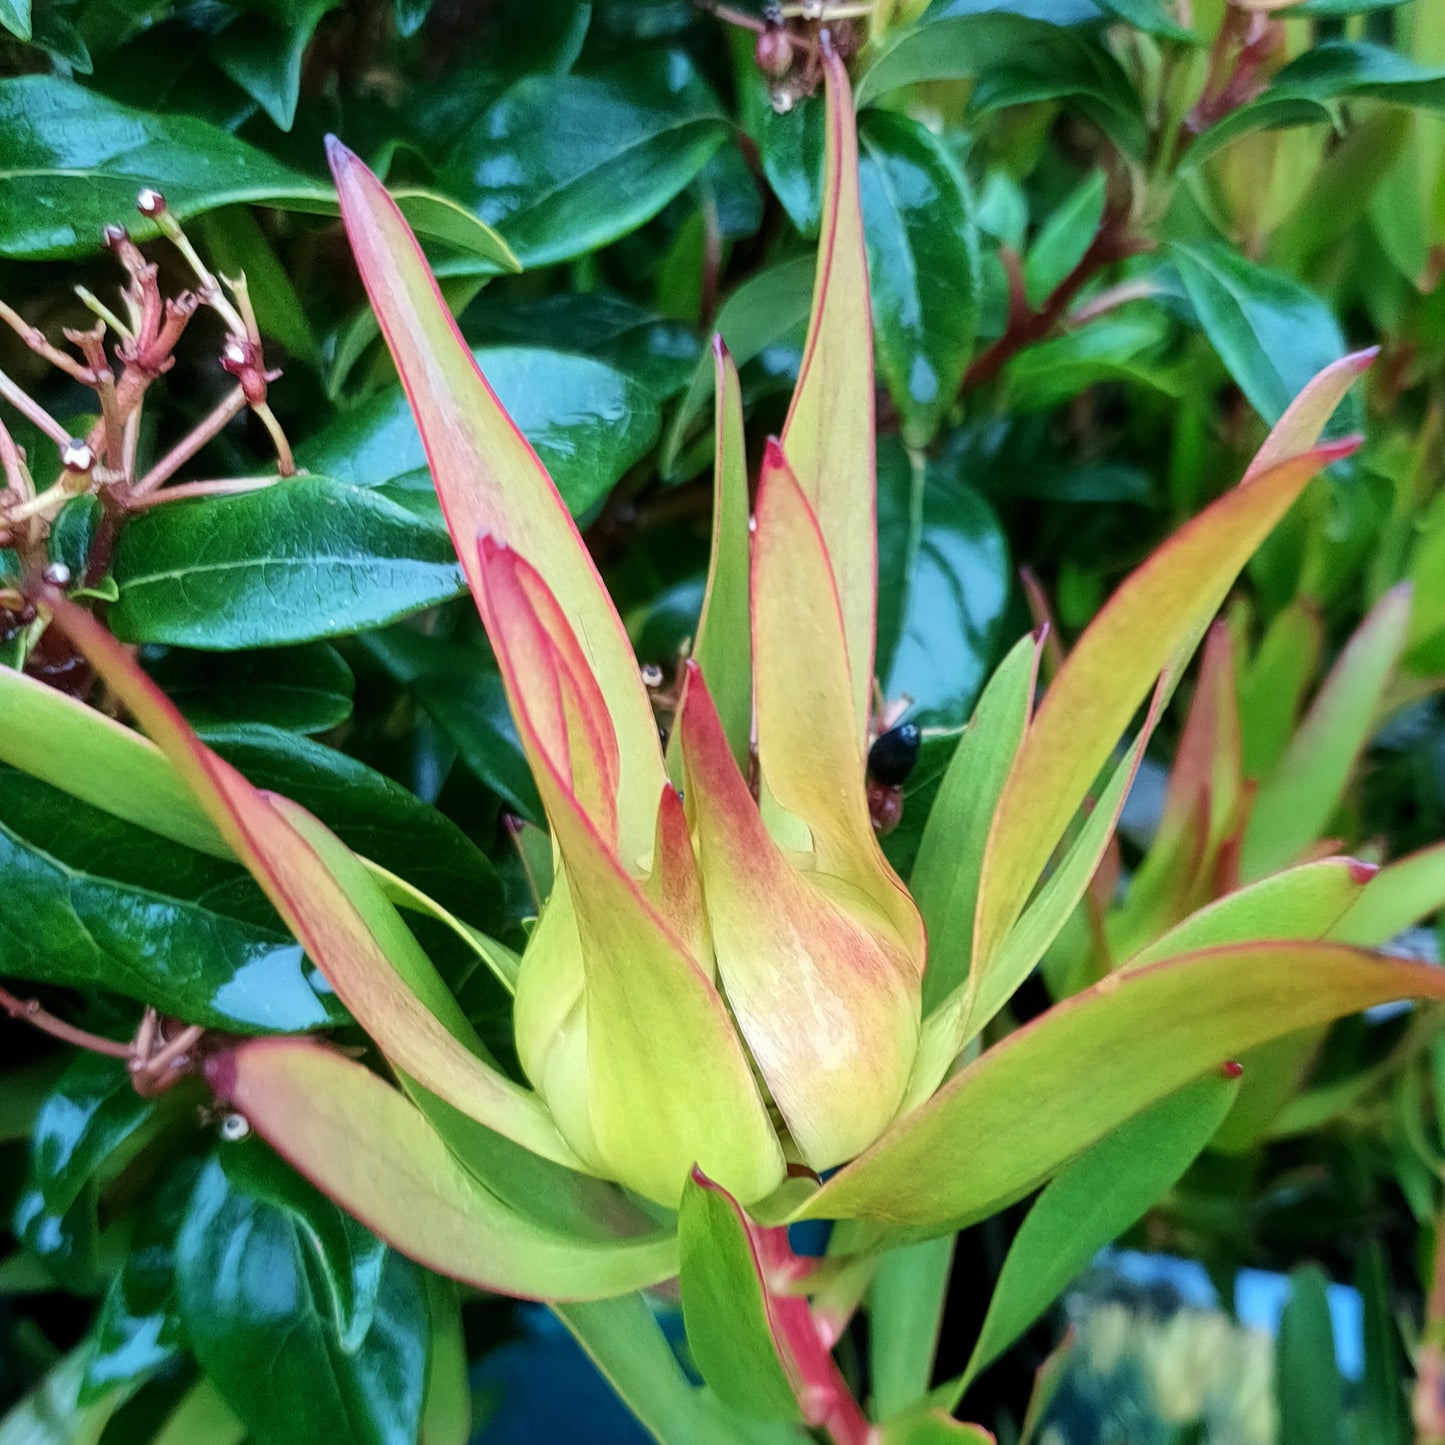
[[61, 438, 94, 473], [136, 187, 167, 218], [219, 1112, 251, 1142], [42, 562, 72, 588], [755, 26, 793, 79]]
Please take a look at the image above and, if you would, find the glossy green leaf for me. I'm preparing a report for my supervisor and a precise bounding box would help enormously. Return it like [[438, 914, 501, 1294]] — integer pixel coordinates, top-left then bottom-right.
[[0, 0, 30, 40], [177, 1143, 427, 1445], [1172, 242, 1356, 431], [14, 1057, 154, 1291], [876, 441, 1011, 730], [209, 1039, 678, 1297], [0, 770, 344, 1032], [859, 110, 980, 447], [679, 1173, 803, 1422], [298, 346, 662, 516], [212, 0, 338, 131], [958, 1072, 1238, 1386], [869, 1237, 955, 1420], [857, 12, 1145, 154], [1006, 311, 1177, 412], [1024, 171, 1106, 308], [202, 723, 504, 929], [1095, 0, 1196, 40], [1192, 42, 1445, 167], [912, 632, 1040, 1015], [109, 479, 464, 650], [83, 1162, 192, 1400], [798, 942, 1445, 1228], [1242, 585, 1411, 880], [47, 495, 101, 579], [0, 76, 516, 265], [144, 644, 354, 734], [1276, 1266, 1342, 1445], [662, 256, 814, 477], [443, 52, 728, 268]]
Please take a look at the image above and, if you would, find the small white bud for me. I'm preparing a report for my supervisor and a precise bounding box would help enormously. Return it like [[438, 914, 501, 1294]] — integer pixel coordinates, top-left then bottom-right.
[[219, 1112, 251, 1142]]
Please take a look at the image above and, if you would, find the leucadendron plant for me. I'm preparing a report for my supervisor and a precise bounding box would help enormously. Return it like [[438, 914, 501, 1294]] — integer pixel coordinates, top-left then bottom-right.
[[13, 42, 1445, 1444]]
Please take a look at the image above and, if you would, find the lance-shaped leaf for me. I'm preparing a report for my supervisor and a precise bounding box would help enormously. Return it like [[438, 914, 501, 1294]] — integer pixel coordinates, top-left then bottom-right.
[[45, 598, 582, 1172], [912, 631, 1041, 1015], [1110, 622, 1243, 958], [678, 660, 919, 1172], [957, 1072, 1239, 1390], [479, 543, 784, 1206], [752, 441, 924, 962], [208, 1040, 676, 1302], [327, 138, 663, 865], [678, 337, 753, 776], [678, 1170, 806, 1423], [1241, 583, 1412, 881], [795, 942, 1445, 1228], [1126, 858, 1376, 970], [1240, 600, 1323, 779], [971, 432, 1362, 983], [780, 40, 876, 735], [1332, 841, 1445, 946]]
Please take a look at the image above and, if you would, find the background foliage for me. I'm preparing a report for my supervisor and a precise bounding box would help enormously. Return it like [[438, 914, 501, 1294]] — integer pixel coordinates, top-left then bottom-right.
[[5, 0, 1445, 1441]]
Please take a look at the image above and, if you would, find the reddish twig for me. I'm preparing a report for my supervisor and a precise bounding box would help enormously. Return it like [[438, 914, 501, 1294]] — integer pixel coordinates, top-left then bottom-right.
[[0, 985, 132, 1059]]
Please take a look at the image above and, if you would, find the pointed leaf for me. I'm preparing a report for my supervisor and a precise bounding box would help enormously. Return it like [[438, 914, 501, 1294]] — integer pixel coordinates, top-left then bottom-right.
[[1331, 841, 1445, 946], [679, 1171, 805, 1422], [913, 633, 1041, 1014], [481, 545, 783, 1206], [797, 942, 1445, 1228], [972, 431, 1361, 984], [965, 676, 1167, 1042], [678, 661, 918, 1172], [1277, 1267, 1342, 1445], [46, 598, 580, 1171], [959, 1072, 1239, 1386], [868, 1238, 955, 1420], [1127, 858, 1375, 969], [328, 138, 663, 863], [1241, 584, 1412, 880], [752, 442, 923, 958], [683, 338, 753, 775], [207, 1041, 676, 1300], [780, 42, 877, 734], [1239, 600, 1323, 778]]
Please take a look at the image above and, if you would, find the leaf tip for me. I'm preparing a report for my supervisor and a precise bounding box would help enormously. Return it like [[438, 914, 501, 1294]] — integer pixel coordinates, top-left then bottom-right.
[[1345, 345, 1381, 375], [1347, 859, 1381, 886], [323, 133, 359, 178]]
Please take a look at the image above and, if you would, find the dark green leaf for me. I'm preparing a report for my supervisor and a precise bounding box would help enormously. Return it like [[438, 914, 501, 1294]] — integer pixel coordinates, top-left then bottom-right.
[[857, 13, 1145, 154], [464, 293, 701, 400], [359, 628, 542, 821], [109, 479, 464, 650], [211, 0, 339, 131], [299, 347, 661, 514], [859, 110, 980, 447], [47, 496, 102, 579], [662, 255, 814, 477], [0, 768, 347, 1032], [1277, 1266, 1343, 1445], [1191, 42, 1445, 167], [13, 1056, 154, 1290], [443, 52, 729, 267], [1023, 171, 1105, 307], [201, 722, 505, 928], [82, 1162, 197, 1401], [1006, 311, 1178, 411], [1171, 242, 1356, 431], [1095, 0, 1197, 39], [145, 644, 355, 734], [677, 1174, 801, 1422], [1356, 1240, 1408, 1445], [0, 75, 514, 265], [876, 439, 1010, 729], [0, 0, 30, 41], [177, 1143, 429, 1445], [757, 95, 827, 239]]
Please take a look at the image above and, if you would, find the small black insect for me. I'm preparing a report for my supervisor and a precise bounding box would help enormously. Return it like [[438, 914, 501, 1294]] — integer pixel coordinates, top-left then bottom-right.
[[867, 723, 921, 788], [867, 722, 921, 836]]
